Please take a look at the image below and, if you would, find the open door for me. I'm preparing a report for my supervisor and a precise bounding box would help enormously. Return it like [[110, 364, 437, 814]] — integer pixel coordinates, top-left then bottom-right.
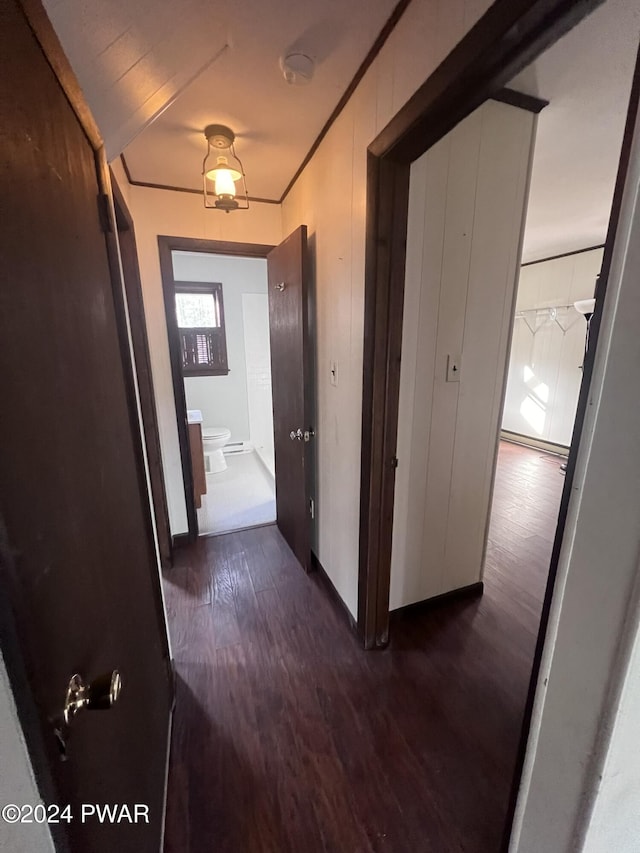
[[267, 226, 314, 571], [0, 2, 173, 852]]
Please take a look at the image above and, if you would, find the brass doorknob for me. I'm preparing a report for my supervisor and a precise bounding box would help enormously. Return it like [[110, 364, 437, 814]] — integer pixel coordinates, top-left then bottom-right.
[[64, 670, 122, 724]]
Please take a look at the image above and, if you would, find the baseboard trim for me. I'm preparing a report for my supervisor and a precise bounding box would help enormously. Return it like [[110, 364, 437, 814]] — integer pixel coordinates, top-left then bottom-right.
[[172, 533, 191, 548], [391, 581, 484, 619], [311, 551, 358, 635], [501, 430, 569, 457]]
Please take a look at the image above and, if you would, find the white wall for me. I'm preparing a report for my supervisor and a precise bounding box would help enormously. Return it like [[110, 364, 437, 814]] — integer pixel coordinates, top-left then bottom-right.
[[502, 248, 603, 446], [581, 611, 640, 852], [511, 105, 640, 853], [0, 652, 54, 853], [172, 252, 268, 443], [389, 100, 535, 611], [125, 184, 281, 534], [282, 0, 494, 617], [242, 293, 275, 477]]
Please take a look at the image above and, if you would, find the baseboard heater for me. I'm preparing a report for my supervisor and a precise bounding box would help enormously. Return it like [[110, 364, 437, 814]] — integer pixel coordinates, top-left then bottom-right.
[[500, 430, 569, 457], [223, 440, 254, 455]]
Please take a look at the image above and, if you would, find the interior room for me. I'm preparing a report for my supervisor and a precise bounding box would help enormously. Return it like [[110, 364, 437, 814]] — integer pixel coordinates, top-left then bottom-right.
[[171, 250, 276, 536], [3, 1, 640, 853], [391, 0, 637, 616]]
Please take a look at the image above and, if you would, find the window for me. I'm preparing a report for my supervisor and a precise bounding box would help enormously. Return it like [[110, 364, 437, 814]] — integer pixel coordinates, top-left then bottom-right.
[[175, 282, 229, 376]]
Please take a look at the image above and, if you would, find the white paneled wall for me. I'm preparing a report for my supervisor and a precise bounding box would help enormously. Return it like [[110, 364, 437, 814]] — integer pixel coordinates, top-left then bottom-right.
[[389, 100, 536, 611], [242, 293, 275, 477], [502, 248, 603, 447], [282, 0, 494, 617]]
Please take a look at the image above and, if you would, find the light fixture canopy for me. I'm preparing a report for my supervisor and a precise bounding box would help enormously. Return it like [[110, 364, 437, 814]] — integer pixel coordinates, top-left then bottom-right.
[[202, 124, 249, 212]]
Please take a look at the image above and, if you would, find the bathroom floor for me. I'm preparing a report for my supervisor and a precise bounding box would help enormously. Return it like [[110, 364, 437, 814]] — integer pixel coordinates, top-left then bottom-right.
[[196, 450, 276, 536]]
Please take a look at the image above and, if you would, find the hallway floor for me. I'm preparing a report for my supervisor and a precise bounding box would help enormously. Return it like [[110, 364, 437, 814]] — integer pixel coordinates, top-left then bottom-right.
[[162, 441, 565, 853]]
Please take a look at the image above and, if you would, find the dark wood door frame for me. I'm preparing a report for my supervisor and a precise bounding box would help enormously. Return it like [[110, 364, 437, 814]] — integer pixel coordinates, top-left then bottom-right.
[[358, 0, 639, 848], [158, 236, 275, 542], [110, 175, 172, 568]]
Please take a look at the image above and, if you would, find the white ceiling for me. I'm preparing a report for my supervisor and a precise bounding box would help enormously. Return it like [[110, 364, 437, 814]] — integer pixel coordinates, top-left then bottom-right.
[[512, 0, 640, 262], [43, 0, 399, 201], [43, 0, 640, 254]]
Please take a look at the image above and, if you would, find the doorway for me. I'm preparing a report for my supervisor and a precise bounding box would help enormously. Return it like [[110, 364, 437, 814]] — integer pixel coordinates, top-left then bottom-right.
[[159, 237, 275, 540], [172, 250, 276, 536], [357, 0, 640, 849], [159, 230, 315, 570]]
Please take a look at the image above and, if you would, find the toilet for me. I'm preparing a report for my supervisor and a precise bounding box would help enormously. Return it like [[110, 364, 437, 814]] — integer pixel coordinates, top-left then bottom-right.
[[202, 426, 232, 473]]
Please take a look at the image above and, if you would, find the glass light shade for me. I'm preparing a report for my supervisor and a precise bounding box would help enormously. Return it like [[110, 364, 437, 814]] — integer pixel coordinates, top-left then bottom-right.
[[205, 155, 241, 185], [214, 168, 236, 198]]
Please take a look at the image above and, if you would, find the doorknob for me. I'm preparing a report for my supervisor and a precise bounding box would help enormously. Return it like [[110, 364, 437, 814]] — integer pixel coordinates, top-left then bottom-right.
[[290, 429, 303, 441], [52, 671, 122, 760], [64, 670, 122, 724]]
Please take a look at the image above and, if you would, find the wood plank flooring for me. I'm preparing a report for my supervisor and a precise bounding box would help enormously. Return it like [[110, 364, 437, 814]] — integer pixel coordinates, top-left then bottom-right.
[[162, 441, 565, 853]]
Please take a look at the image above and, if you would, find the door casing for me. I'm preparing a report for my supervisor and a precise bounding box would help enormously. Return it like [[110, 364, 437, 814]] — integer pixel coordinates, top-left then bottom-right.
[[357, 0, 637, 850], [111, 175, 173, 569], [158, 236, 275, 542]]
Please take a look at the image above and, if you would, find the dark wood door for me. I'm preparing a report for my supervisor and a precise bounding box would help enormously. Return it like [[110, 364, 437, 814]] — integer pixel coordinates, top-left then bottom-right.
[[0, 2, 173, 852], [267, 226, 313, 570]]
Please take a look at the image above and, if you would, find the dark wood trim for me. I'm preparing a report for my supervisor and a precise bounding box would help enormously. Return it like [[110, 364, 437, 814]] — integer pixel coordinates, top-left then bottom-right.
[[521, 242, 606, 266], [356, 0, 627, 845], [493, 87, 549, 114], [120, 155, 280, 205], [358, 0, 608, 646], [176, 281, 230, 377], [172, 532, 191, 548], [160, 235, 276, 259], [279, 0, 412, 204], [19, 0, 102, 151], [120, 153, 134, 183], [311, 551, 358, 635], [117, 0, 413, 208], [110, 171, 173, 569], [158, 238, 199, 542], [158, 236, 276, 542], [369, 0, 604, 163], [98, 155, 173, 670], [390, 582, 484, 620], [503, 37, 640, 852]]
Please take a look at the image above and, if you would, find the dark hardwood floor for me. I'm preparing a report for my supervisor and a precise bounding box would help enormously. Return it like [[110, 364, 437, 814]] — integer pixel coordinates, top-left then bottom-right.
[[162, 441, 565, 853]]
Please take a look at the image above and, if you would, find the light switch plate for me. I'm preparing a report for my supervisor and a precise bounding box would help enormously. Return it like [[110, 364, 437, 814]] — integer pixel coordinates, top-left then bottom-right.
[[330, 360, 338, 386], [446, 354, 462, 382]]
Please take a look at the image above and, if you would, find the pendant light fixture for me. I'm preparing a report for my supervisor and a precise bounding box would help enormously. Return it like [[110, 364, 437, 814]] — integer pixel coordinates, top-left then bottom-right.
[[202, 124, 249, 212]]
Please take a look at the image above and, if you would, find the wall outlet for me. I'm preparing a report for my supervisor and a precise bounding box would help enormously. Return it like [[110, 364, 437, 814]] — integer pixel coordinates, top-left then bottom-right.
[[330, 360, 338, 386], [446, 354, 462, 382]]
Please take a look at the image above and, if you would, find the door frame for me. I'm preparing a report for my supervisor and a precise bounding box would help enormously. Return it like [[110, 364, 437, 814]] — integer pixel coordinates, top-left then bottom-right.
[[357, 0, 639, 848], [157, 236, 275, 541], [111, 176, 173, 568]]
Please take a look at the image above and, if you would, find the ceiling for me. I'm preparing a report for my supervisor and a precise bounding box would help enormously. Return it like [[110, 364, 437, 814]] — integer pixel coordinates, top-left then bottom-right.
[[43, 0, 399, 201], [43, 0, 640, 255], [511, 0, 640, 262]]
